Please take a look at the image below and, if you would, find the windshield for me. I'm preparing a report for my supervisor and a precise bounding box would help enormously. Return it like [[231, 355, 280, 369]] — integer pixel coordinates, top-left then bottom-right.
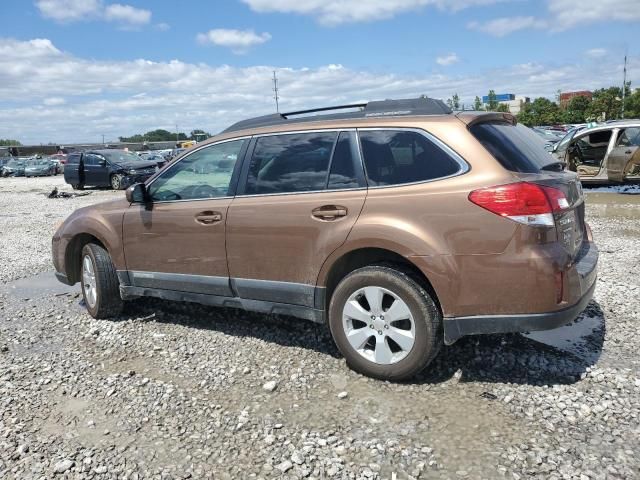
[[469, 121, 555, 173], [7, 160, 25, 167], [102, 151, 145, 164]]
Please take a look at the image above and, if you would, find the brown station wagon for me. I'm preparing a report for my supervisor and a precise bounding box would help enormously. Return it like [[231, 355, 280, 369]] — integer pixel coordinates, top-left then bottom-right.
[[52, 98, 598, 380]]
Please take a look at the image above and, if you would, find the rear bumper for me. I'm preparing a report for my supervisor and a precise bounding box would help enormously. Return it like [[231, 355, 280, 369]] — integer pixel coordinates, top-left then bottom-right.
[[443, 241, 598, 345]]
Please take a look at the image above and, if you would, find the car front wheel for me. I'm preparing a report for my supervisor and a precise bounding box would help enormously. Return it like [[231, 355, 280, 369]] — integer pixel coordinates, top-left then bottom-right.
[[80, 243, 123, 319], [329, 265, 442, 381], [110, 174, 123, 190]]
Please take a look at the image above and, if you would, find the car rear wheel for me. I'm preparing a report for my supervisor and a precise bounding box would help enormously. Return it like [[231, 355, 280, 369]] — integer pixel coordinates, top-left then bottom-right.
[[329, 265, 442, 381], [80, 243, 123, 319], [110, 174, 123, 190], [71, 183, 84, 190]]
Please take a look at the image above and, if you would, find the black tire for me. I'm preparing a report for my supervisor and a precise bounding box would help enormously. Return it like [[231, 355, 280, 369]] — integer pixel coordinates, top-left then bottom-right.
[[80, 243, 123, 319], [328, 265, 442, 381], [72, 183, 84, 190], [110, 174, 123, 190]]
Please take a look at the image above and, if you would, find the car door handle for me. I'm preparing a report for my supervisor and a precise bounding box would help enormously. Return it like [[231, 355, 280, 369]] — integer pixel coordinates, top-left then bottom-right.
[[195, 211, 222, 225], [312, 205, 348, 220]]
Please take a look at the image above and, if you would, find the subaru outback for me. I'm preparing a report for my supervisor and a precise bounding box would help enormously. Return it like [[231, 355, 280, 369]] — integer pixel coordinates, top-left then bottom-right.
[[52, 97, 598, 380]]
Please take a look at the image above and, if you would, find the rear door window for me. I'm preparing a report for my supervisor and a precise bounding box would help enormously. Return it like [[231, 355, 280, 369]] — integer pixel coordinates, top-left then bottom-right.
[[245, 132, 336, 195], [617, 127, 640, 147], [328, 131, 360, 189], [469, 122, 554, 173], [358, 130, 462, 186]]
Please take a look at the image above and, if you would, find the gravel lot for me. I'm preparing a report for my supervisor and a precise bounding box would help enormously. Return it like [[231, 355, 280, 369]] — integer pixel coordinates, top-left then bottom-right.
[[1, 176, 639, 479]]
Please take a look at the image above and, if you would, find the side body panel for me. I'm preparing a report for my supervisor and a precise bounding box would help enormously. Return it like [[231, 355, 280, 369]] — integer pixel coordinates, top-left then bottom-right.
[[226, 190, 366, 306], [121, 199, 233, 295]]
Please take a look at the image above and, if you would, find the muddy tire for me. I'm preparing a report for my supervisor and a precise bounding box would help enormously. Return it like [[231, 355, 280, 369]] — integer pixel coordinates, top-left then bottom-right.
[[328, 265, 442, 381], [80, 243, 123, 319], [71, 183, 84, 190]]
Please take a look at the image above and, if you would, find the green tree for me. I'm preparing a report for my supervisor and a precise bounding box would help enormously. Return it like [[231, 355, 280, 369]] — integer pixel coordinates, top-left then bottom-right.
[[189, 129, 211, 140], [562, 95, 591, 124], [119, 129, 188, 142], [624, 87, 640, 119], [587, 87, 625, 121], [0, 139, 22, 146], [487, 90, 499, 111], [496, 103, 510, 113], [473, 96, 483, 111], [516, 97, 561, 126]]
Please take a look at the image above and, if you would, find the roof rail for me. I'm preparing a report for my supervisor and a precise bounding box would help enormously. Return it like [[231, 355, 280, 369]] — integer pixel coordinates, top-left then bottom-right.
[[222, 97, 452, 134]]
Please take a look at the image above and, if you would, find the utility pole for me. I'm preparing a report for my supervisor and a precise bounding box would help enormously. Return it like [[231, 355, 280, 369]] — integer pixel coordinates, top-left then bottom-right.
[[272, 70, 280, 113], [176, 124, 179, 144], [621, 51, 627, 119], [102, 134, 105, 145]]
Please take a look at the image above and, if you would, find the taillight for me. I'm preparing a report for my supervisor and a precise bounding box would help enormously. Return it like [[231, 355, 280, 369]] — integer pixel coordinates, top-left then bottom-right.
[[468, 182, 569, 227]]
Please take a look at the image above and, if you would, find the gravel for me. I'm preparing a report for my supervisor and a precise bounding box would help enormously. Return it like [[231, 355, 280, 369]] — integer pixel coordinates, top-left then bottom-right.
[[1, 176, 639, 479]]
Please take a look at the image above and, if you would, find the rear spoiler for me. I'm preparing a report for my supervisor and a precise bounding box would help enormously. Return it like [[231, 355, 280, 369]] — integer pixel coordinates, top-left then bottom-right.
[[456, 112, 517, 127]]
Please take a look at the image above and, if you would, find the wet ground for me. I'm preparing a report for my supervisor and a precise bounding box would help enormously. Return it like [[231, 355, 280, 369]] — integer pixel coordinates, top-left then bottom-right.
[[1, 176, 639, 479]]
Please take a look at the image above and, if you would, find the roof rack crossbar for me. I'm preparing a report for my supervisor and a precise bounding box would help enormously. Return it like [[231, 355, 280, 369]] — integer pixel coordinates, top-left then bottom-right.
[[282, 103, 367, 118]]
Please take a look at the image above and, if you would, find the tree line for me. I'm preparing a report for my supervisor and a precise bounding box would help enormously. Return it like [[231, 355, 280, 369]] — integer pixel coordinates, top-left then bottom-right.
[[118, 129, 211, 143], [445, 84, 640, 127], [0, 139, 22, 146]]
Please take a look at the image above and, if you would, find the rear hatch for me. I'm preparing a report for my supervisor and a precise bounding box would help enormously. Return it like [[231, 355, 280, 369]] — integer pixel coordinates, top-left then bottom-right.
[[466, 114, 586, 259]]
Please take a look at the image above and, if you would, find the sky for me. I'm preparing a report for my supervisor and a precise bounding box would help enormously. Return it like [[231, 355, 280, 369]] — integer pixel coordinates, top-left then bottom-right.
[[0, 0, 639, 145]]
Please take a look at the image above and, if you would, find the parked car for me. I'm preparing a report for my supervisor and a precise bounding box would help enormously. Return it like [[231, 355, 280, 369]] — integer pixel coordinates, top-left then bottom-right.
[[533, 128, 564, 152], [24, 158, 57, 177], [138, 152, 167, 168], [52, 97, 598, 380], [553, 120, 640, 183], [63, 149, 160, 190], [1, 158, 26, 177]]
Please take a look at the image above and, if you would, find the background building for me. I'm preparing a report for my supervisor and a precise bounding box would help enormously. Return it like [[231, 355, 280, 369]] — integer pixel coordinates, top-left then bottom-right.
[[559, 91, 593, 109], [481, 93, 530, 114]]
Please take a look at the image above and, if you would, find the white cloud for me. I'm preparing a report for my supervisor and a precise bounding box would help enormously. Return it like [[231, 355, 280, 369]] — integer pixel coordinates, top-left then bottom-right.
[[104, 3, 151, 27], [436, 53, 459, 66], [469, 0, 640, 36], [35, 0, 102, 22], [242, 0, 504, 25], [585, 48, 607, 58], [35, 0, 151, 27], [196, 29, 271, 54], [0, 38, 638, 144], [43, 97, 66, 106], [548, 0, 640, 30], [467, 16, 547, 36], [155, 22, 170, 31]]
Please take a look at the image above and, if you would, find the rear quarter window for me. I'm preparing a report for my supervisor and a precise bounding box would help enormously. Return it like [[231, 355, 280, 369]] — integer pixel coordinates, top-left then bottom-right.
[[358, 130, 462, 186], [67, 154, 81, 165], [469, 122, 554, 173]]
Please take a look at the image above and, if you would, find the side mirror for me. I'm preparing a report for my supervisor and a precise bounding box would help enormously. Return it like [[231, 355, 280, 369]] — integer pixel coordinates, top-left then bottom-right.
[[99, 159, 107, 167], [125, 183, 148, 203]]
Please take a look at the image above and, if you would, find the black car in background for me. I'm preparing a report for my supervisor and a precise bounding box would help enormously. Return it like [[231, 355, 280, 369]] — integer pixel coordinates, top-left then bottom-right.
[[63, 149, 159, 190]]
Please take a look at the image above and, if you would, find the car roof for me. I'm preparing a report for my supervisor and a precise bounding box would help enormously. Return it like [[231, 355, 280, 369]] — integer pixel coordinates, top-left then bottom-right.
[[222, 97, 452, 135]]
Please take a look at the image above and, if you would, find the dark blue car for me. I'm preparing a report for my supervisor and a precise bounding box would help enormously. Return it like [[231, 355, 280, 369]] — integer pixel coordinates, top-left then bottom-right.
[[63, 149, 159, 190]]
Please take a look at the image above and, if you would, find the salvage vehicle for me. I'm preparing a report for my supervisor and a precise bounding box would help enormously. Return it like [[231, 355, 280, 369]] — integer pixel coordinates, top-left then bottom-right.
[[53, 97, 598, 380], [553, 120, 640, 183], [1, 158, 26, 177], [63, 149, 159, 190], [25, 158, 57, 177]]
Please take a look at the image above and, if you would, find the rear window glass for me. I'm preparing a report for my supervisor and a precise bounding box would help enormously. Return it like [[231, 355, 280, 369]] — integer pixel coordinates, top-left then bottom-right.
[[469, 122, 554, 173], [359, 130, 461, 186], [246, 132, 336, 195], [67, 154, 80, 164]]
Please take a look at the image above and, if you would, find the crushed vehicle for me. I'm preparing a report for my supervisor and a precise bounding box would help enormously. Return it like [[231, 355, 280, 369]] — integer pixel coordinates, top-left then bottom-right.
[[63, 149, 160, 190], [52, 97, 598, 380], [25, 158, 57, 177], [1, 158, 27, 177], [553, 120, 640, 183]]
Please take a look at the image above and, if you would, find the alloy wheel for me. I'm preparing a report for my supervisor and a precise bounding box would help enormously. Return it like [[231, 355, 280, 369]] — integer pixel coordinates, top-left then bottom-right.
[[342, 286, 416, 365], [82, 255, 97, 308]]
